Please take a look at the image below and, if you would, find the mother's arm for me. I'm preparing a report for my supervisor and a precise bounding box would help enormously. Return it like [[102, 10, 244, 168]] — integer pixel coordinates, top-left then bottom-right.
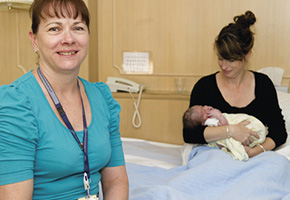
[[255, 73, 288, 148], [0, 179, 33, 200], [203, 120, 259, 145], [100, 165, 129, 200], [244, 137, 276, 158], [184, 73, 259, 144]]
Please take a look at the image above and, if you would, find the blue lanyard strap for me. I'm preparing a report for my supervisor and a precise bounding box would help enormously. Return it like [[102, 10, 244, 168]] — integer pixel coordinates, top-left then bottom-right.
[[37, 67, 90, 178]]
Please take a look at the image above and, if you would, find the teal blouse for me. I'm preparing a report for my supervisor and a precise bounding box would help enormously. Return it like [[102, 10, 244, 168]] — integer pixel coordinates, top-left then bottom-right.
[[0, 71, 125, 199]]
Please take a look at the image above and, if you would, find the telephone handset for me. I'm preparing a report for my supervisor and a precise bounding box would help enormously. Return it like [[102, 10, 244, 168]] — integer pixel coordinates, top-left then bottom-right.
[[106, 77, 145, 129], [106, 77, 145, 93]]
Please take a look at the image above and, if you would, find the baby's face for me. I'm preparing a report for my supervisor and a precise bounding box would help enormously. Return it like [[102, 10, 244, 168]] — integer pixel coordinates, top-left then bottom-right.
[[203, 105, 213, 113], [194, 105, 212, 122]]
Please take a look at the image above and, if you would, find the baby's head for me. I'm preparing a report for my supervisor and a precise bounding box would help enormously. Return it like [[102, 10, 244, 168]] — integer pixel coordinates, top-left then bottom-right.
[[183, 105, 211, 128]]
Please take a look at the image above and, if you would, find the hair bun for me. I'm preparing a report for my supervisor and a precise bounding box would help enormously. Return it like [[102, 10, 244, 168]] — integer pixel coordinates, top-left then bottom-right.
[[233, 10, 256, 28]]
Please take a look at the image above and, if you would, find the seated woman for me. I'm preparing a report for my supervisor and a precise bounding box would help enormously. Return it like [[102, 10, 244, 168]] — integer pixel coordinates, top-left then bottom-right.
[[0, 0, 128, 199], [183, 105, 267, 161], [183, 10, 287, 159]]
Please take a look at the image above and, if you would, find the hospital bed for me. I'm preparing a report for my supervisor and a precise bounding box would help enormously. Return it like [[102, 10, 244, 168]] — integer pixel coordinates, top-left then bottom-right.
[[122, 90, 290, 200]]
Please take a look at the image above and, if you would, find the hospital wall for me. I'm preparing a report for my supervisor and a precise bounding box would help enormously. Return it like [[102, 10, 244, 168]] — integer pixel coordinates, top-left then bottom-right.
[[1, 0, 290, 144]]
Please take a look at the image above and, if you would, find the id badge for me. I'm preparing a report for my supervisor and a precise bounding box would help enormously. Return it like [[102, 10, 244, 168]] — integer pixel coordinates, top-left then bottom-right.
[[78, 194, 98, 200]]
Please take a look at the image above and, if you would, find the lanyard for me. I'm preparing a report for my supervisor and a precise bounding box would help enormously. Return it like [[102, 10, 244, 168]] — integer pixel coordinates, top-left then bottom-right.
[[37, 67, 92, 195]]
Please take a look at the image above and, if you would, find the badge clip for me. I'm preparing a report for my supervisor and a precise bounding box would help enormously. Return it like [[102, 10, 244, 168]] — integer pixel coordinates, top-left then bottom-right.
[[83, 172, 91, 197]]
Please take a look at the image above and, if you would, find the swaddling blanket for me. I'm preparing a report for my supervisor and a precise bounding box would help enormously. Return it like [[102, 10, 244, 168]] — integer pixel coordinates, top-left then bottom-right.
[[127, 146, 290, 200], [206, 113, 268, 161]]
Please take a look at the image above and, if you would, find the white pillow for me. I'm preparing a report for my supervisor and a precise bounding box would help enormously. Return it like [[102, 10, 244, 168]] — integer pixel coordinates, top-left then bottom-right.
[[276, 91, 290, 148]]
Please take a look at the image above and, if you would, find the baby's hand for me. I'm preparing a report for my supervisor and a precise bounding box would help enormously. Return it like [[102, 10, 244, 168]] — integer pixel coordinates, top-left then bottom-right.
[[207, 108, 222, 118]]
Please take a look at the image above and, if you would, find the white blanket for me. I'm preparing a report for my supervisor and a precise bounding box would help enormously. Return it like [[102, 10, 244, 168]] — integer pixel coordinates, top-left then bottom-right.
[[206, 113, 267, 161]]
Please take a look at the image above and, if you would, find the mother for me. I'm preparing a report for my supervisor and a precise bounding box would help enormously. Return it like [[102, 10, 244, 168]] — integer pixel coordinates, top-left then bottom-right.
[[183, 10, 287, 158]]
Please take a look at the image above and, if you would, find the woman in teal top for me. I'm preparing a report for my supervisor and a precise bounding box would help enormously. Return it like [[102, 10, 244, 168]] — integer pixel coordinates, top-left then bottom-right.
[[0, 0, 129, 199]]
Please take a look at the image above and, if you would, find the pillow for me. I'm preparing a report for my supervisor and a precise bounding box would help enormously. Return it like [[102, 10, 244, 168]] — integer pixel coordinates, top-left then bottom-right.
[[276, 90, 290, 147]]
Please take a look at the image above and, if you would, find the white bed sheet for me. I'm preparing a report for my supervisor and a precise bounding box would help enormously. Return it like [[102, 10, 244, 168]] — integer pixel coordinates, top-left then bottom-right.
[[122, 137, 290, 169], [122, 137, 182, 169]]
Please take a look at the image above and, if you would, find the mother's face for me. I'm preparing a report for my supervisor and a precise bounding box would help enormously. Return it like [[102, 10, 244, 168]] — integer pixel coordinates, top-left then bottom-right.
[[218, 58, 246, 78], [217, 50, 252, 79]]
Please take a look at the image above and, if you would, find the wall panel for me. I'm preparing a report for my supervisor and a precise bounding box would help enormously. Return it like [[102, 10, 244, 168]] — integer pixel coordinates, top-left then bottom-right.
[[99, 0, 290, 93], [0, 10, 35, 85], [114, 92, 189, 144]]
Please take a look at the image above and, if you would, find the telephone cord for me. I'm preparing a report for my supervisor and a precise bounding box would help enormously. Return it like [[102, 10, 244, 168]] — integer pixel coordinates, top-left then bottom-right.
[[129, 85, 144, 128]]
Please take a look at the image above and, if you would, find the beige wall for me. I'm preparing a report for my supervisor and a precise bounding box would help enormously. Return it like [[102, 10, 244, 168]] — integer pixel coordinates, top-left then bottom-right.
[[0, 10, 34, 85], [98, 0, 290, 93], [1, 0, 290, 144]]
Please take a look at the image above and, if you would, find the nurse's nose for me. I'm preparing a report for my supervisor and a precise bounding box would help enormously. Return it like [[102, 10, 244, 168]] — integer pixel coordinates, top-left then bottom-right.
[[62, 30, 75, 45]]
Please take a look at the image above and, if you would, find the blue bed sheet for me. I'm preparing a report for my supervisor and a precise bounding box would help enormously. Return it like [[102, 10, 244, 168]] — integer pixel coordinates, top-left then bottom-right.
[[126, 146, 290, 200]]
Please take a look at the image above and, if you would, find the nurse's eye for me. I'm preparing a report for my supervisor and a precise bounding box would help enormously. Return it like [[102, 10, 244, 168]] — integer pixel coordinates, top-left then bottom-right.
[[48, 27, 60, 32], [73, 26, 88, 33], [75, 27, 84, 31]]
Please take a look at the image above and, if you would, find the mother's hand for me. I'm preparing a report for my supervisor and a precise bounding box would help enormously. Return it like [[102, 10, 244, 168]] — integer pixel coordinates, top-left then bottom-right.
[[243, 145, 258, 158], [229, 121, 259, 146]]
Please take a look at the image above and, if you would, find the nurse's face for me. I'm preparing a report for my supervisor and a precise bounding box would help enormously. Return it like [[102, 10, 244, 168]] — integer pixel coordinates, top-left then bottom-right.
[[29, 12, 89, 74]]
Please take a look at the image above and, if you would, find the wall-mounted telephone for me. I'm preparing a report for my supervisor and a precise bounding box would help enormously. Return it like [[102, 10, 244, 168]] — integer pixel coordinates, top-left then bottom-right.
[[106, 77, 145, 93], [106, 77, 145, 129]]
